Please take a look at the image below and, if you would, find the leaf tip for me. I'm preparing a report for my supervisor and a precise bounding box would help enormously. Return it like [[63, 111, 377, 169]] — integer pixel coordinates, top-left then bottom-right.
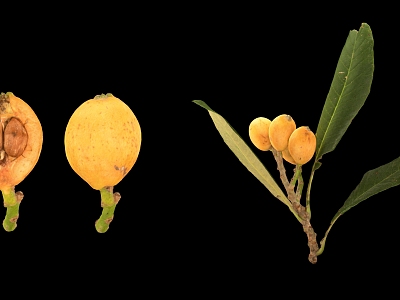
[[192, 100, 213, 112]]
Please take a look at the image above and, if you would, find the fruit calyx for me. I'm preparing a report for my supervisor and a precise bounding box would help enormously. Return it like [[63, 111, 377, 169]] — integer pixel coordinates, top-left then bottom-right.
[[94, 93, 114, 100]]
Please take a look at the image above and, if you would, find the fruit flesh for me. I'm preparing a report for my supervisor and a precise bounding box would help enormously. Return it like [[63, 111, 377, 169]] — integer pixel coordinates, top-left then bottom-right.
[[0, 92, 43, 190], [249, 117, 272, 151], [269, 114, 296, 151], [64, 94, 141, 190], [288, 126, 316, 165]]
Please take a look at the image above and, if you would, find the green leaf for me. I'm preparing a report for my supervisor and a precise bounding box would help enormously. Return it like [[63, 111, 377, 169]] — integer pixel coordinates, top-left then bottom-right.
[[317, 156, 400, 255], [313, 23, 374, 170], [333, 156, 400, 222], [192, 100, 291, 207]]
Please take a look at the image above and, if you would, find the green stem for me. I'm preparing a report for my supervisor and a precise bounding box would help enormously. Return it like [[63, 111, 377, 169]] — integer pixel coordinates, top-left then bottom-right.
[[296, 173, 304, 203], [95, 186, 121, 233], [316, 221, 335, 256], [316, 212, 344, 256], [2, 187, 24, 232], [306, 170, 315, 218], [290, 165, 302, 197]]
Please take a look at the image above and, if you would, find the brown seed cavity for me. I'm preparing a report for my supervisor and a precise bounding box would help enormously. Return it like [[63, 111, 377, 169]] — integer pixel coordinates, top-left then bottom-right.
[[3, 117, 28, 158]]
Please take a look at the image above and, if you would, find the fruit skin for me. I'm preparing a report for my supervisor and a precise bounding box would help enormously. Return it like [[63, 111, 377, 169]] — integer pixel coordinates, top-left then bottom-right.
[[288, 126, 316, 165], [64, 93, 141, 190], [282, 148, 296, 165], [0, 92, 43, 190], [249, 117, 272, 151], [269, 114, 296, 151]]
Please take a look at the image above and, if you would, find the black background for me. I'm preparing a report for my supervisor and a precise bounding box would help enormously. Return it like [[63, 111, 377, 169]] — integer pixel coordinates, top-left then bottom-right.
[[0, 8, 396, 288]]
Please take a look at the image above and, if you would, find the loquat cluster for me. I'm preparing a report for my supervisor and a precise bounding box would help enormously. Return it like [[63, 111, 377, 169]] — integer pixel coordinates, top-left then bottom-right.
[[249, 114, 316, 165]]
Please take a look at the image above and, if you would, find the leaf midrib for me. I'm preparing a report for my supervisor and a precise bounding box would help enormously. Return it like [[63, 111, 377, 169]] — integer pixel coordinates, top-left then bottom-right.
[[316, 31, 358, 161]]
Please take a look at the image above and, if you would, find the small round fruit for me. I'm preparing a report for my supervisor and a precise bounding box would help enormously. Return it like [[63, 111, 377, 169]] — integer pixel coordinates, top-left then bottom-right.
[[64, 93, 141, 190], [269, 114, 296, 151], [282, 148, 296, 165], [249, 117, 272, 151], [288, 126, 316, 165]]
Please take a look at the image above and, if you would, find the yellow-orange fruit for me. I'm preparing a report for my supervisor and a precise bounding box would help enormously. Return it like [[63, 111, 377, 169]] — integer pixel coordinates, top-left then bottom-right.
[[249, 117, 272, 151], [282, 148, 296, 165], [288, 126, 316, 165], [64, 93, 141, 190], [0, 92, 43, 190], [269, 114, 296, 151]]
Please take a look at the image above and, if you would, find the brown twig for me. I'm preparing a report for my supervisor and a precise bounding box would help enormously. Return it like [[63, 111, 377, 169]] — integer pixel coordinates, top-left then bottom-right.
[[271, 149, 296, 203], [271, 148, 319, 264]]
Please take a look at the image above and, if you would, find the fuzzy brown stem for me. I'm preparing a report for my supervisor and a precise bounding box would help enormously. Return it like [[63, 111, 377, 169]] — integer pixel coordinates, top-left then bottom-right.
[[271, 149, 296, 203], [292, 202, 319, 263], [271, 149, 319, 264]]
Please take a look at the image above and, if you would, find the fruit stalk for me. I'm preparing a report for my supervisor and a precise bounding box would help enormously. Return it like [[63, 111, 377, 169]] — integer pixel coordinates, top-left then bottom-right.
[[295, 173, 304, 202], [289, 165, 302, 198], [271, 149, 296, 202], [2, 187, 23, 232], [306, 170, 315, 217], [95, 186, 121, 233]]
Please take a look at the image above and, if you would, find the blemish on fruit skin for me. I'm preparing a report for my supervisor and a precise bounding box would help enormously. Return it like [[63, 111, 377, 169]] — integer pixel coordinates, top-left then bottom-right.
[[121, 166, 127, 175], [114, 165, 127, 175]]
